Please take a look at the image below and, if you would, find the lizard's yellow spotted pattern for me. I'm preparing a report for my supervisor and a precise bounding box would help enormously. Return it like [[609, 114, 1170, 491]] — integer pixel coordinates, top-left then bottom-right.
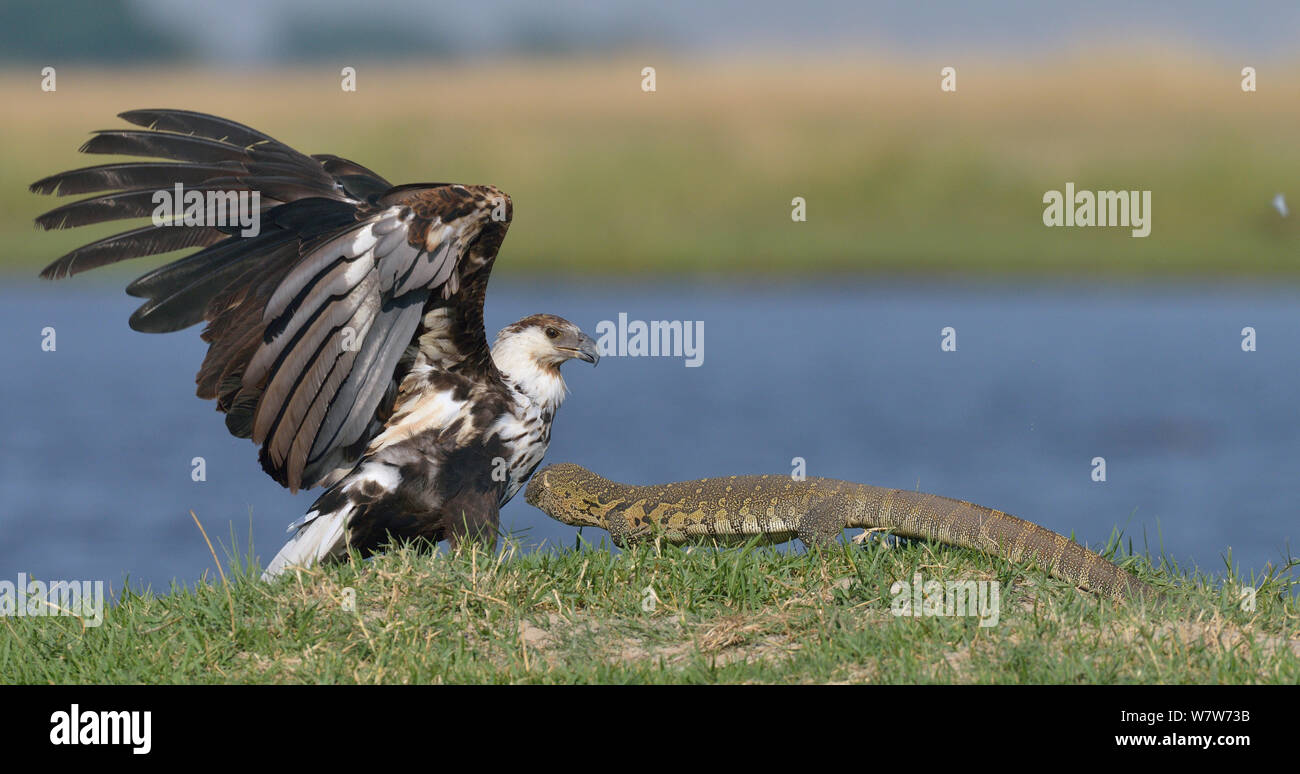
[[525, 463, 1153, 602]]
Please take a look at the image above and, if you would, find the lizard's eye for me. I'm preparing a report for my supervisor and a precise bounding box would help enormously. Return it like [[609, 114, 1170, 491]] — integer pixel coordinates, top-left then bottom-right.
[[544, 327, 559, 339]]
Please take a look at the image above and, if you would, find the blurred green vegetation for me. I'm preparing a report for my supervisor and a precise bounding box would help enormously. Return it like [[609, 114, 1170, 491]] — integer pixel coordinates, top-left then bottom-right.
[[0, 0, 182, 64], [4, 55, 1300, 280]]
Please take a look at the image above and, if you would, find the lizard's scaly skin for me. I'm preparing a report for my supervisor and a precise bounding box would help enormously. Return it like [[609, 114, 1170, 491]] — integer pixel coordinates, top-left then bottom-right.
[[525, 463, 1153, 601]]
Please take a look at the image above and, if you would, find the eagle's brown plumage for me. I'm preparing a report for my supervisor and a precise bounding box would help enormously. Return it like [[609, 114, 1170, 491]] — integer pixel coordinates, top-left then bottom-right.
[[33, 110, 598, 576]]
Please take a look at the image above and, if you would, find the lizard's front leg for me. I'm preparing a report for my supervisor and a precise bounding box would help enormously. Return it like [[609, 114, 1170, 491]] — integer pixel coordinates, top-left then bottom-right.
[[795, 499, 845, 549], [604, 508, 641, 548]]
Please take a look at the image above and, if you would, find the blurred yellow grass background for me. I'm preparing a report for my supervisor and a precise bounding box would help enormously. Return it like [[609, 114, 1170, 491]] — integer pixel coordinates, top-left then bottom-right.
[[3, 50, 1300, 278]]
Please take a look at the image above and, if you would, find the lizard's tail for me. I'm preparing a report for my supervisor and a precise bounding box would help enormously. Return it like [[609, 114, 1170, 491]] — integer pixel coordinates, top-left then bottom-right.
[[843, 486, 1153, 601]]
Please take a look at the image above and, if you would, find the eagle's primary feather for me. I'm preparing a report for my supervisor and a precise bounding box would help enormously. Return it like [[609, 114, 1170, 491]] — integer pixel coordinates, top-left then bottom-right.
[[33, 109, 598, 578]]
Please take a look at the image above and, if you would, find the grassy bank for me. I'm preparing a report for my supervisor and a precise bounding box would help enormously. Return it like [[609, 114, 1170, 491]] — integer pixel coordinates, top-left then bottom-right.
[[4, 51, 1300, 280], [3, 535, 1296, 684]]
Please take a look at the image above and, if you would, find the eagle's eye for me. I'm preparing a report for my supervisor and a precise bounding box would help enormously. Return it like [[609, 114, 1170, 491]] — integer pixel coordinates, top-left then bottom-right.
[[544, 327, 559, 339]]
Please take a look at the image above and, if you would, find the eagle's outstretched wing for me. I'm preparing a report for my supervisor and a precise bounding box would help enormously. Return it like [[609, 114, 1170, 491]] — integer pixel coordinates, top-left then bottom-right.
[[32, 109, 513, 492]]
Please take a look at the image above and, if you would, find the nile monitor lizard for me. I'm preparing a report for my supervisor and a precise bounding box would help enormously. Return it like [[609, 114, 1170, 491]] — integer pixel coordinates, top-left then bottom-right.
[[524, 463, 1154, 601]]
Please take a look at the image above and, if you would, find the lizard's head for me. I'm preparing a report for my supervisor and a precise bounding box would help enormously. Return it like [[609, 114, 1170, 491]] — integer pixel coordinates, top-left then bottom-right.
[[525, 463, 606, 528]]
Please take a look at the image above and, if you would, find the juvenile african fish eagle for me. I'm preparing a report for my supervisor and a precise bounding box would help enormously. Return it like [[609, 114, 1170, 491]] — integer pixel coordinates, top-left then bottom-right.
[[31, 109, 598, 579]]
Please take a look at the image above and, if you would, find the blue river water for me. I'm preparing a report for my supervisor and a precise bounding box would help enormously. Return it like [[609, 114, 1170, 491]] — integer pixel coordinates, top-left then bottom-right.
[[1, 278, 1296, 594]]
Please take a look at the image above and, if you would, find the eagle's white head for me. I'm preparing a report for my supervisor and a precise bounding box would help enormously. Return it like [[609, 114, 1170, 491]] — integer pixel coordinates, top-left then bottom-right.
[[492, 314, 598, 409]]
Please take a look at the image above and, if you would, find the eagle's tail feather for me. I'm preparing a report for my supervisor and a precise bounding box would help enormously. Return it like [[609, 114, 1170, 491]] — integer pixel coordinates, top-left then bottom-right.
[[261, 501, 355, 581]]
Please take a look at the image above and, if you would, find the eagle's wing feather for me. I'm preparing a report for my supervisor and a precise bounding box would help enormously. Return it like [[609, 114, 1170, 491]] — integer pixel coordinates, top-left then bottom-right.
[[32, 109, 513, 492], [31, 107, 385, 279]]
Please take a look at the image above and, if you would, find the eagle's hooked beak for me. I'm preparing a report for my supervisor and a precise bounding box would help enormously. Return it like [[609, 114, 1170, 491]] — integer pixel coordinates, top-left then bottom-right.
[[561, 334, 600, 366]]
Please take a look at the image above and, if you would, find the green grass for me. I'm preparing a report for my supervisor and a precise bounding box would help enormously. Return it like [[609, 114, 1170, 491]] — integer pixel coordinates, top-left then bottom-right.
[[3, 533, 1295, 684]]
